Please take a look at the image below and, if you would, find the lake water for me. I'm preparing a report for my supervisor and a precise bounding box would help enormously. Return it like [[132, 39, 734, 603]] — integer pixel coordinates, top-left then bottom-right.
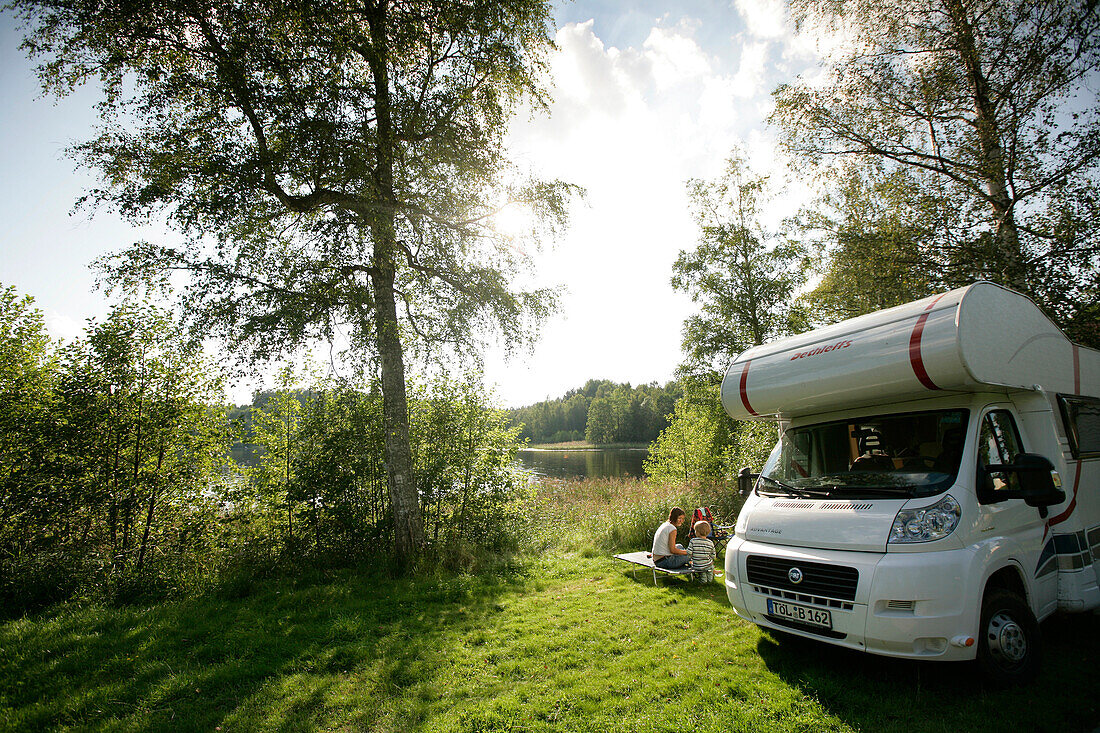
[[515, 448, 649, 479]]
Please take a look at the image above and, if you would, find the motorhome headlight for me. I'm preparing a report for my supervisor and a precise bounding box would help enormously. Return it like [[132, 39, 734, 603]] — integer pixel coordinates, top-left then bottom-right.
[[889, 495, 961, 544]]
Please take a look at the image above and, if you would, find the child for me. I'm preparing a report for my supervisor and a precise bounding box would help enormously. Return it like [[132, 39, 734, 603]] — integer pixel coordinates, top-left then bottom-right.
[[687, 521, 716, 582]]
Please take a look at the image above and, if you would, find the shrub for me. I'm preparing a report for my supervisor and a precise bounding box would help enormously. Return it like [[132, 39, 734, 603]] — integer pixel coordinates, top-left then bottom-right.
[[0, 551, 88, 618]]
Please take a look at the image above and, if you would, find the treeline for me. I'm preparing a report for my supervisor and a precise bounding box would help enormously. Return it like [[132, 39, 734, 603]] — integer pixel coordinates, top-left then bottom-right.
[[0, 287, 527, 615], [507, 380, 681, 445]]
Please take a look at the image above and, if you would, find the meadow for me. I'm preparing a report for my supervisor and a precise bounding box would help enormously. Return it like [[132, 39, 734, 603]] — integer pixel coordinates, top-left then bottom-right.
[[2, 478, 1098, 732]]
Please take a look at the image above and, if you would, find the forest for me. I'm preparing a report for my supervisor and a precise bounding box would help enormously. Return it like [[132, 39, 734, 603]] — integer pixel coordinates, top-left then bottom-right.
[[505, 380, 682, 445]]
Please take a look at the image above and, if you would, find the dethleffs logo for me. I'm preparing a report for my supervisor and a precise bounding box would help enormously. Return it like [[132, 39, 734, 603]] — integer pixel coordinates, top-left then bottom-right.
[[790, 340, 853, 360]]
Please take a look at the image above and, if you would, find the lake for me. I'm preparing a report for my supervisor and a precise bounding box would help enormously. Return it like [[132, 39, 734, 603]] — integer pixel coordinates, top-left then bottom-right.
[[515, 448, 649, 479]]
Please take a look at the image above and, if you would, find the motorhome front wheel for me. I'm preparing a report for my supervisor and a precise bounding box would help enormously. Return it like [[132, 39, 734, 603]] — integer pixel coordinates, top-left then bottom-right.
[[977, 588, 1040, 686]]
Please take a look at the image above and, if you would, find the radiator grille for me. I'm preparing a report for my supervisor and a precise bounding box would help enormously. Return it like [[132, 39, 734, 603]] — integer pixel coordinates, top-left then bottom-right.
[[746, 555, 859, 601]]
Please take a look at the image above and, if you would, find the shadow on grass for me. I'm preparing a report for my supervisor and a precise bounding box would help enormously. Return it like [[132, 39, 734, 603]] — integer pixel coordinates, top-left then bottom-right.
[[616, 566, 734, 607], [756, 612, 1100, 733], [0, 564, 528, 732]]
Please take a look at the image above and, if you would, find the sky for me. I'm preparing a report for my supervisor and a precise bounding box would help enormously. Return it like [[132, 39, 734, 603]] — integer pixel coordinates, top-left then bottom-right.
[[0, 1, 832, 407]]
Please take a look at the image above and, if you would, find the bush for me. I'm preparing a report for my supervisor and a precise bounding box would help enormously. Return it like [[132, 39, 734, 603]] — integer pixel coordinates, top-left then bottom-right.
[[0, 551, 88, 618]]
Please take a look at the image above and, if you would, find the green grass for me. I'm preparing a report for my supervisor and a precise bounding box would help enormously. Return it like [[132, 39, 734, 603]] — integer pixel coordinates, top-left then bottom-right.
[[2, 555, 1098, 732]]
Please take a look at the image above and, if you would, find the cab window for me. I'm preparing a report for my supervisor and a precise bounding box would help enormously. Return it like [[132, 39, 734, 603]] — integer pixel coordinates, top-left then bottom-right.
[[977, 410, 1024, 502]]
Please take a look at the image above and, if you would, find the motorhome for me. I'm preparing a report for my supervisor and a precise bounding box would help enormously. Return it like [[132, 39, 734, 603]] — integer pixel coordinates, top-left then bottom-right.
[[720, 282, 1099, 683]]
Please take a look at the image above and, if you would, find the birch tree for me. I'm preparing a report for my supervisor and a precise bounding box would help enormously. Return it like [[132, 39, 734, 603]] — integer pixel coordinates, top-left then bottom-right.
[[12, 0, 577, 567], [774, 0, 1100, 340]]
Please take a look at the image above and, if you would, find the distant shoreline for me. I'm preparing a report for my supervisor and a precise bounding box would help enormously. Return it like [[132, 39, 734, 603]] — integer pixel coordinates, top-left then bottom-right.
[[521, 441, 649, 451]]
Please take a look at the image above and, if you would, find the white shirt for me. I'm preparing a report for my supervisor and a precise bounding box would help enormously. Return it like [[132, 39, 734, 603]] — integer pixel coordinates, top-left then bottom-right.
[[651, 521, 676, 559]]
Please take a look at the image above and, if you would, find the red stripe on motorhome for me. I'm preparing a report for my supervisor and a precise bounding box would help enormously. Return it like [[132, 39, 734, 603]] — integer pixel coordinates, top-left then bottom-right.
[[739, 360, 760, 417], [1050, 344, 1084, 527], [1073, 344, 1080, 393], [909, 295, 946, 390]]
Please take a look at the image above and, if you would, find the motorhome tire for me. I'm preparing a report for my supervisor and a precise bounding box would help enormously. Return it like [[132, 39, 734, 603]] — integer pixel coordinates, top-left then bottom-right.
[[977, 588, 1041, 686]]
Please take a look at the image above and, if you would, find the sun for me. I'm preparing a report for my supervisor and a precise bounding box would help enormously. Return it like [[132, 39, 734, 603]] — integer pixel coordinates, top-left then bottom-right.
[[492, 203, 535, 238]]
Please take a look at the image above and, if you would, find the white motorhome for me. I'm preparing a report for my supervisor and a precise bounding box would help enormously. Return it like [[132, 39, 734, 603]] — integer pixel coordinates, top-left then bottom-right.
[[720, 282, 1099, 683]]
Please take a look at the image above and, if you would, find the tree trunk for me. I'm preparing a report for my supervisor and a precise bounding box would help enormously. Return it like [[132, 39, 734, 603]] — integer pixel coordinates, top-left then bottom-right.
[[285, 402, 293, 541], [109, 414, 123, 568], [944, 0, 1025, 291], [136, 437, 166, 570], [368, 267, 425, 569], [123, 374, 146, 562], [366, 0, 425, 570]]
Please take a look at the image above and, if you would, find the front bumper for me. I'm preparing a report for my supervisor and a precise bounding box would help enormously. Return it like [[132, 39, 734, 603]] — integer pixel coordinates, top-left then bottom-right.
[[724, 537, 980, 661]]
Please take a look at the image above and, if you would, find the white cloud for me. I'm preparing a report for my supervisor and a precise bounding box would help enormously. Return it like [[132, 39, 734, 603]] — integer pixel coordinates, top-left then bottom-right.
[[642, 25, 711, 90], [549, 21, 634, 112], [488, 20, 770, 404], [730, 40, 770, 98], [482, 12, 836, 406], [734, 0, 787, 39]]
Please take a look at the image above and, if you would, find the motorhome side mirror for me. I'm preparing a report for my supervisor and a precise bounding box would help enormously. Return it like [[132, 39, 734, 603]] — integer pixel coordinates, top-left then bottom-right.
[[983, 453, 1065, 508], [738, 467, 758, 497]]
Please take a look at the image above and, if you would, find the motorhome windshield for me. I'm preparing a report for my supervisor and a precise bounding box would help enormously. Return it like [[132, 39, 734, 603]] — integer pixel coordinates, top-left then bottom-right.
[[758, 409, 969, 499]]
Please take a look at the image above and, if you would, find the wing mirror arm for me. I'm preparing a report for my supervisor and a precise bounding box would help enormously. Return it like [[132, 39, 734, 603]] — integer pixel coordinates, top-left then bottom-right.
[[738, 466, 758, 497]]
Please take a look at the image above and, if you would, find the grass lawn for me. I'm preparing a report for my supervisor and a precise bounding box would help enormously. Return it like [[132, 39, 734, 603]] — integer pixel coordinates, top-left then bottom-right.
[[2, 555, 1097, 732]]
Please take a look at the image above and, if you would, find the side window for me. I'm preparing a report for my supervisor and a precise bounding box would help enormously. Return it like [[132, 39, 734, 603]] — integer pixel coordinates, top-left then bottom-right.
[[977, 410, 1024, 502], [1058, 395, 1100, 459]]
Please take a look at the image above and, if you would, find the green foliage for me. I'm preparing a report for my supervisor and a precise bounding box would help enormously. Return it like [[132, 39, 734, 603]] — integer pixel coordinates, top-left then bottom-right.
[[643, 396, 774, 490], [250, 365, 305, 541], [410, 375, 527, 566], [583, 391, 624, 445], [644, 382, 735, 486], [673, 150, 809, 376], [0, 290, 543, 610], [0, 292, 235, 615], [0, 286, 58, 563], [800, 164, 943, 322], [774, 0, 1100, 343], [229, 370, 529, 572], [293, 384, 388, 560], [509, 379, 681, 446], [61, 303, 231, 571], [730, 419, 778, 473]]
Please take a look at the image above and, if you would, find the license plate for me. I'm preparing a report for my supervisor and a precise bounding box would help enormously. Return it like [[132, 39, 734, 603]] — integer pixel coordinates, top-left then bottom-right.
[[767, 599, 833, 629]]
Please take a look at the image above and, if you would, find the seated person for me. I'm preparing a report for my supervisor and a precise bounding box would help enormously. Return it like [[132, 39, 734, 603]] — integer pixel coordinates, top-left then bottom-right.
[[651, 507, 691, 570], [687, 521, 716, 583], [851, 428, 894, 471]]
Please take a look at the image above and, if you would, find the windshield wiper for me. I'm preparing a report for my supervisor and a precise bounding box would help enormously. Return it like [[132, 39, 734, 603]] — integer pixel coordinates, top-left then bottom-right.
[[757, 474, 812, 499], [813, 485, 912, 498]]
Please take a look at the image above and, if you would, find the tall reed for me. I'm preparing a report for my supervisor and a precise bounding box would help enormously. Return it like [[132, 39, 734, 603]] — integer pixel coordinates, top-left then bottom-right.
[[519, 476, 743, 556]]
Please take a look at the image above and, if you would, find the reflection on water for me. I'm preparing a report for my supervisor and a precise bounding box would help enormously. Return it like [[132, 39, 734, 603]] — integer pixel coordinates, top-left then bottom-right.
[[514, 448, 648, 479]]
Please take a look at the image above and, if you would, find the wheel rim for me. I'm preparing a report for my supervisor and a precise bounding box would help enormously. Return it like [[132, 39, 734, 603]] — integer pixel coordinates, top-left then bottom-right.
[[987, 610, 1027, 665]]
